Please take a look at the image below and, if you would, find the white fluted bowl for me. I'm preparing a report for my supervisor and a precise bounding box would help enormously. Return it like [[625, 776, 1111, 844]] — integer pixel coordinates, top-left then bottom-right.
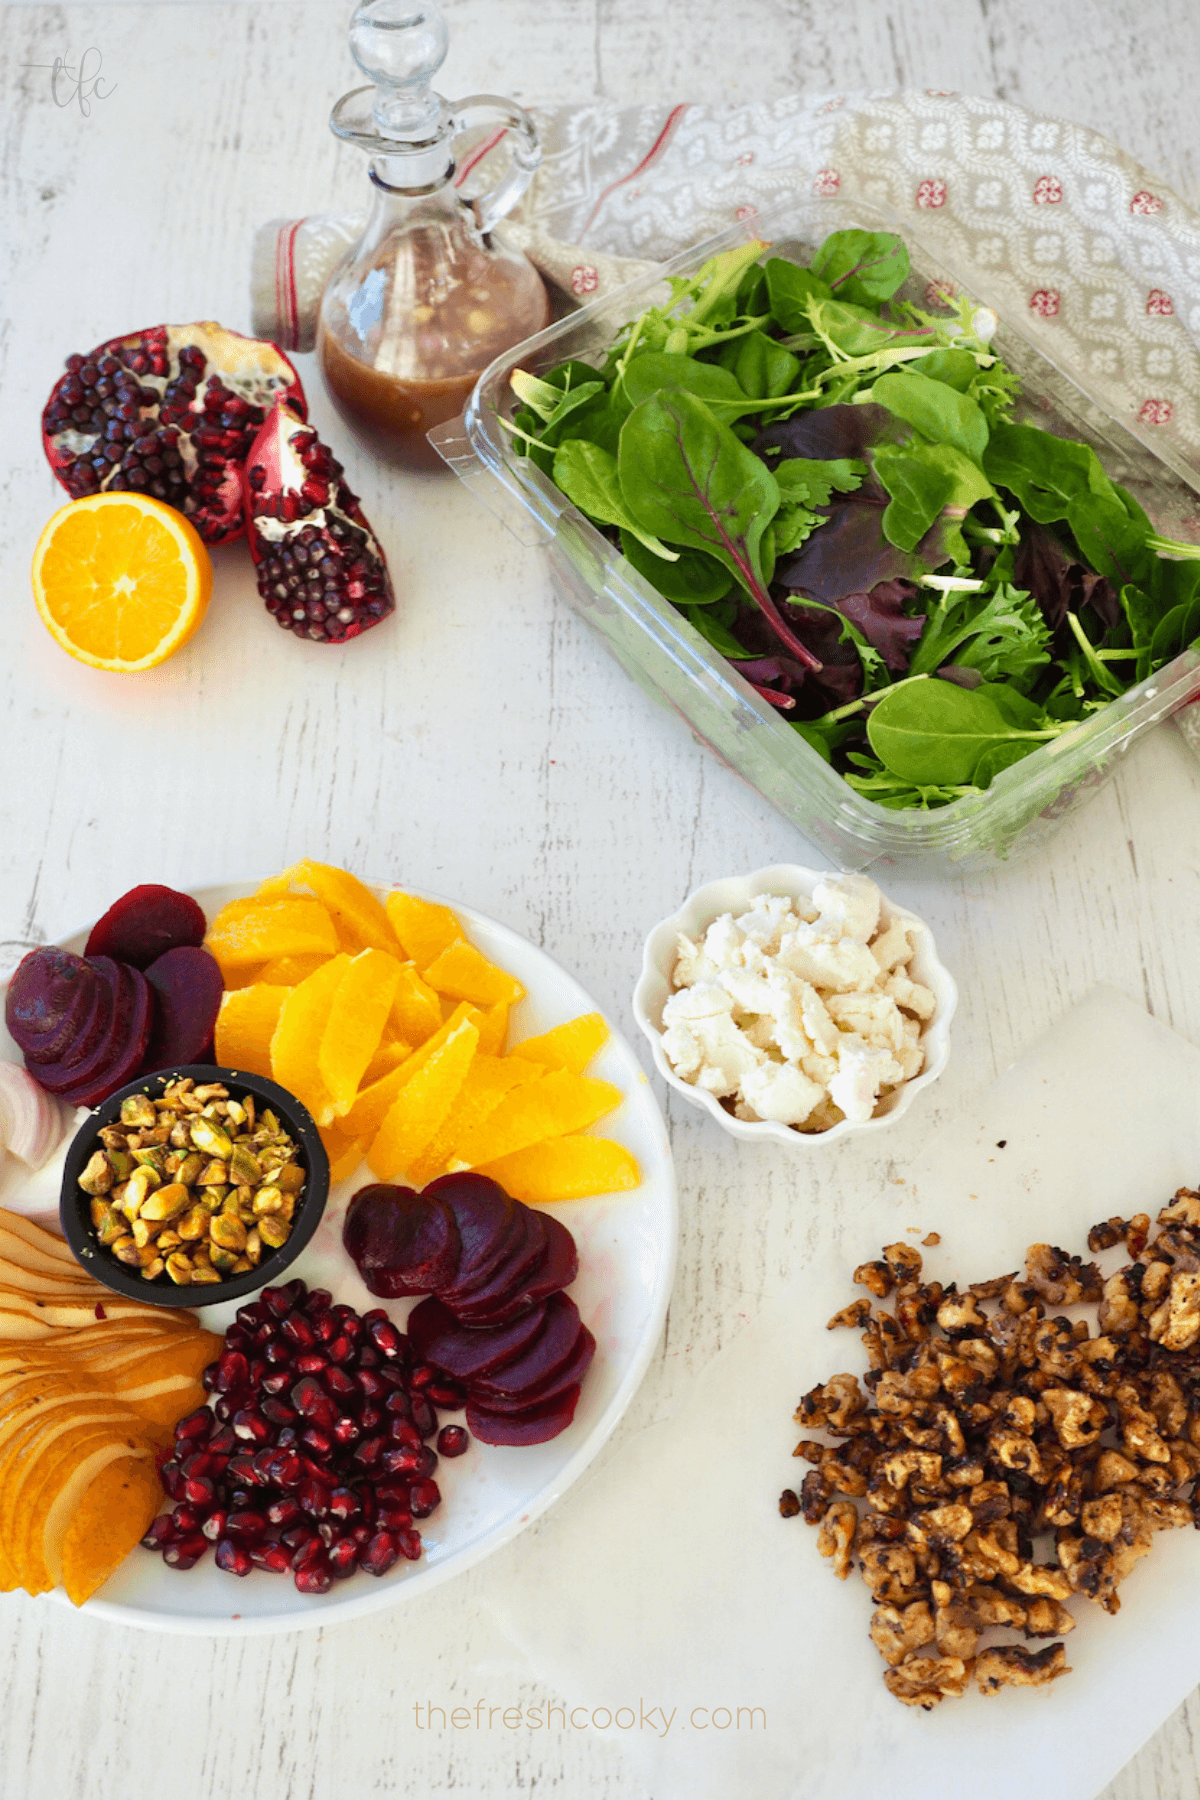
[[632, 864, 957, 1147]]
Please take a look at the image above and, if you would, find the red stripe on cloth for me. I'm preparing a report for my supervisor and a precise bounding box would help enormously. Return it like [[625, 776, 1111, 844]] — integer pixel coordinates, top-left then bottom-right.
[[454, 126, 508, 186], [580, 104, 689, 236], [274, 220, 304, 350]]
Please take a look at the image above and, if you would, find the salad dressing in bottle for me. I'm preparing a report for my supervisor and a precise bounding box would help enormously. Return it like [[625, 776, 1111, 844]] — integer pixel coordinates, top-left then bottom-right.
[[317, 0, 550, 470]]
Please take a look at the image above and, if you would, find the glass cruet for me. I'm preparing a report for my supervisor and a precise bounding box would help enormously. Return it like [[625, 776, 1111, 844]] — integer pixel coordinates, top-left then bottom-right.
[[317, 0, 550, 470]]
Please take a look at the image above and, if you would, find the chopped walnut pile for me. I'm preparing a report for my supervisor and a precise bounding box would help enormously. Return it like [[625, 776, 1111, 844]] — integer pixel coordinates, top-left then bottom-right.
[[783, 1201, 1200, 1708]]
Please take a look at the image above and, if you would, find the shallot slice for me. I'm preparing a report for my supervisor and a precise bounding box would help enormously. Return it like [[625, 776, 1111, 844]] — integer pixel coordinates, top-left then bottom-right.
[[0, 1061, 68, 1169]]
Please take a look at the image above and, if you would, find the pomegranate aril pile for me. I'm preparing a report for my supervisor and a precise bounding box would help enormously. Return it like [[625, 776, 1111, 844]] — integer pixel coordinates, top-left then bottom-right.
[[141, 1279, 465, 1594], [243, 403, 395, 643], [41, 323, 305, 543], [343, 1174, 595, 1447]]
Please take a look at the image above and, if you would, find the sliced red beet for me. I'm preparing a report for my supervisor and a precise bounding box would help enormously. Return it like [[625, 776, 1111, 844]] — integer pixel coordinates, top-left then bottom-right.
[[141, 945, 224, 1072], [468, 1293, 582, 1399], [343, 1184, 460, 1296], [473, 1327, 596, 1413], [43, 962, 154, 1106], [444, 1207, 547, 1306], [465, 1383, 582, 1447], [424, 1174, 516, 1285], [5, 947, 101, 1064], [454, 1214, 580, 1326], [49, 965, 114, 1072], [85, 884, 208, 970], [406, 1295, 550, 1380], [23, 956, 123, 1093]]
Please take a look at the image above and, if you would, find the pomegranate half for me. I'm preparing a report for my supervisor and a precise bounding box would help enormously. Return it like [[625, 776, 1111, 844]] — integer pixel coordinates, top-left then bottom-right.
[[243, 402, 396, 643], [41, 322, 306, 544]]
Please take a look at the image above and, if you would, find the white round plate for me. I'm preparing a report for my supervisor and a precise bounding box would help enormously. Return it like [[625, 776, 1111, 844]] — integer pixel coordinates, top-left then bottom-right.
[[0, 880, 677, 1635]]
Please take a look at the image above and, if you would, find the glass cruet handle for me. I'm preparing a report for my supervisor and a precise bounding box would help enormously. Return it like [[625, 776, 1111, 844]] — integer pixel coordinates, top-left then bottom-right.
[[448, 96, 542, 233]]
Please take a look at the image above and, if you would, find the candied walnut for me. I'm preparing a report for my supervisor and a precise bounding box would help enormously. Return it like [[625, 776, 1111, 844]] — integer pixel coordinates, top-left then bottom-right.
[[827, 1298, 872, 1330], [1007, 1561, 1075, 1601], [866, 1469, 908, 1516], [1080, 1493, 1124, 1543], [1158, 1191, 1200, 1230], [1025, 1244, 1102, 1306], [967, 1480, 1011, 1526], [883, 1654, 971, 1709], [818, 1447, 870, 1497], [1126, 1213, 1151, 1258], [1042, 1388, 1107, 1449], [1001, 1280, 1044, 1318], [922, 1232, 941, 1247], [1001, 1394, 1038, 1435], [854, 1260, 893, 1298], [945, 1454, 987, 1490], [875, 1364, 942, 1416], [862, 1313, 906, 1372], [1031, 1316, 1081, 1380], [895, 1291, 940, 1341], [799, 1470, 831, 1524], [795, 1372, 867, 1431], [1165, 1440, 1200, 1485], [936, 1291, 987, 1335], [1023, 1597, 1075, 1637], [1148, 1370, 1188, 1437], [1094, 1449, 1139, 1491], [1115, 1383, 1170, 1463], [792, 1439, 825, 1465], [870, 1600, 934, 1667], [907, 1503, 973, 1547], [1088, 1216, 1127, 1253], [963, 1526, 1022, 1583], [816, 1501, 858, 1579], [988, 1425, 1044, 1478], [1141, 1496, 1193, 1532], [877, 1448, 942, 1491], [1140, 1258, 1173, 1305], [1098, 1270, 1140, 1336], [976, 1643, 1069, 1694], [933, 1602, 981, 1660], [859, 1541, 922, 1604], [1147, 1269, 1200, 1351], [883, 1243, 923, 1285], [779, 1488, 801, 1519], [1040, 1467, 1085, 1529]]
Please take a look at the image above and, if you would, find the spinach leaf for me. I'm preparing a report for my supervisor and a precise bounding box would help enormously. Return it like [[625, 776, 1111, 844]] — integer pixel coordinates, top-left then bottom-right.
[[619, 529, 733, 605], [874, 443, 993, 556], [841, 751, 978, 809], [621, 351, 755, 422], [1149, 594, 1200, 667], [909, 582, 1052, 683], [910, 348, 978, 392], [871, 369, 990, 464], [866, 678, 1057, 785], [982, 422, 1151, 583], [763, 259, 833, 332], [809, 230, 911, 305], [617, 391, 779, 604], [676, 600, 749, 660], [553, 440, 679, 559], [972, 739, 1039, 784], [717, 330, 801, 400]]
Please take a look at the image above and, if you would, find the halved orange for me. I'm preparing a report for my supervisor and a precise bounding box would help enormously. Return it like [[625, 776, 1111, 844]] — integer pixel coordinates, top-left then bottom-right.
[[31, 493, 212, 672]]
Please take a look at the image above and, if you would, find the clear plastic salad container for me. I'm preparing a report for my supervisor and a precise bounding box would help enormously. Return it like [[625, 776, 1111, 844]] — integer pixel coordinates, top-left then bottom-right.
[[431, 192, 1200, 872]]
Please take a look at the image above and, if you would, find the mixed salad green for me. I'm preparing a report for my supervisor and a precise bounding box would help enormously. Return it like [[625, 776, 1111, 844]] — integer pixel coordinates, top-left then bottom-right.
[[507, 230, 1200, 810]]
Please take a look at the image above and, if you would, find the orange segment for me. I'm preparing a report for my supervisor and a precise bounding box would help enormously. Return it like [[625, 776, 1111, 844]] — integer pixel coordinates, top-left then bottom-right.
[[477, 1134, 641, 1203], [407, 1054, 541, 1187], [319, 1123, 366, 1183], [451, 1071, 623, 1168], [31, 494, 212, 673], [259, 954, 328, 985], [384, 891, 461, 970], [361, 1032, 413, 1088], [214, 983, 290, 1078], [341, 1002, 480, 1139], [424, 939, 525, 1008], [319, 949, 404, 1116], [368, 1018, 479, 1182], [269, 954, 352, 1126], [283, 861, 395, 953], [510, 1012, 608, 1075], [60, 1455, 163, 1606], [476, 1002, 509, 1057], [207, 897, 339, 967], [388, 963, 443, 1047]]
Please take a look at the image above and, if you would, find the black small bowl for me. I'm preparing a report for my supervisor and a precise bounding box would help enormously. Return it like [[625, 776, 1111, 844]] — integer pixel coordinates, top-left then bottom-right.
[[59, 1064, 330, 1308]]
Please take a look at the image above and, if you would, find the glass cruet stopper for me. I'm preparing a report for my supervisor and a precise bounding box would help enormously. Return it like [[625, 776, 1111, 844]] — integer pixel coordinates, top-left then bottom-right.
[[318, 0, 551, 469]]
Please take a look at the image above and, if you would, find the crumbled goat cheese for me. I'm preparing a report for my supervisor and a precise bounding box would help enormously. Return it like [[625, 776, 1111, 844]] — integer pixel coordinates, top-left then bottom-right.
[[660, 877, 935, 1131]]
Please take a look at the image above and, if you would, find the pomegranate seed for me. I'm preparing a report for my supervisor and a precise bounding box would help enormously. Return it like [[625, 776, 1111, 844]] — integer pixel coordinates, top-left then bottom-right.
[[301, 1425, 334, 1457], [164, 1534, 208, 1570], [212, 1396, 235, 1424], [397, 1529, 423, 1562], [355, 1369, 386, 1401], [212, 1350, 249, 1392], [352, 1436, 385, 1470], [174, 1408, 213, 1445], [181, 1452, 218, 1479], [282, 1314, 316, 1349], [261, 1286, 293, 1319], [328, 1335, 353, 1365], [264, 1340, 293, 1366], [351, 1523, 375, 1547], [325, 1367, 357, 1401], [328, 1488, 359, 1522], [360, 1531, 399, 1577], [313, 1313, 337, 1343], [226, 1510, 268, 1540], [261, 1369, 291, 1394], [356, 1343, 382, 1370], [226, 1454, 262, 1487], [160, 1461, 186, 1499], [141, 1514, 177, 1549], [293, 1351, 329, 1376], [332, 1417, 360, 1450], [409, 1364, 436, 1389], [251, 1543, 293, 1573], [262, 1398, 297, 1427], [306, 1288, 333, 1314], [388, 1418, 422, 1448], [215, 1539, 253, 1577], [385, 1391, 414, 1420], [233, 1408, 271, 1444], [183, 1474, 216, 1507], [298, 1479, 331, 1519], [294, 1557, 333, 1595], [411, 1397, 437, 1438], [437, 1425, 469, 1457], [252, 1321, 276, 1347], [235, 1303, 265, 1330], [409, 1479, 441, 1518], [376, 1505, 413, 1532], [172, 1505, 203, 1534], [267, 1497, 302, 1528], [282, 1524, 317, 1552], [329, 1538, 360, 1579], [368, 1319, 403, 1358], [206, 1426, 237, 1456], [381, 1445, 425, 1476], [201, 1510, 228, 1541], [268, 1449, 303, 1488], [359, 1404, 383, 1434], [248, 1357, 269, 1388], [291, 1376, 337, 1428], [427, 1380, 468, 1410]]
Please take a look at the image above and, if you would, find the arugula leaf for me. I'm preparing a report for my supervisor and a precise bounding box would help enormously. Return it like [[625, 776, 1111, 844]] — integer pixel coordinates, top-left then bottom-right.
[[553, 440, 679, 559], [809, 230, 911, 305], [871, 369, 990, 464], [909, 582, 1051, 683], [617, 391, 779, 601], [618, 529, 733, 605]]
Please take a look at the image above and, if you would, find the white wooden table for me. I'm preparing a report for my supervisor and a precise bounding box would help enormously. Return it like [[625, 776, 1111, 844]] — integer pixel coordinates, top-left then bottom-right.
[[3, 3, 1200, 1796]]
